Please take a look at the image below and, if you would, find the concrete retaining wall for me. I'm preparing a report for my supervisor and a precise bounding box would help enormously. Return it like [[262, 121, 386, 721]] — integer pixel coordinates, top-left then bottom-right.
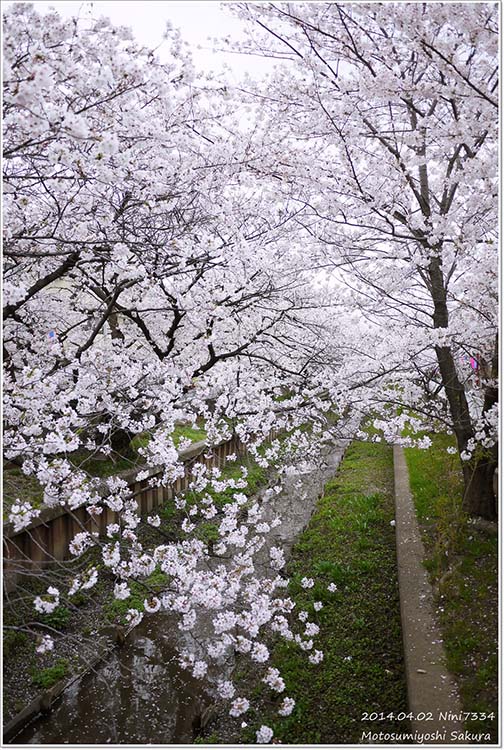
[[3, 435, 245, 592]]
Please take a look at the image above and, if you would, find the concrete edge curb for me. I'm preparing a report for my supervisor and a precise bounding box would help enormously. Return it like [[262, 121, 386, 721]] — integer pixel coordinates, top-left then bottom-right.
[[393, 444, 465, 745]]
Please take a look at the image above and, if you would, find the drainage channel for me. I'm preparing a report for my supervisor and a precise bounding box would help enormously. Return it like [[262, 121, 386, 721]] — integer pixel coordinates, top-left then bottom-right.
[[10, 613, 210, 745], [9, 441, 346, 745]]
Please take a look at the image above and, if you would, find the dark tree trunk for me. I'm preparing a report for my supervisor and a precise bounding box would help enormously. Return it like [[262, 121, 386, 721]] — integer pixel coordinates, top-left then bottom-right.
[[428, 256, 498, 521], [110, 427, 134, 456], [461, 448, 498, 521], [436, 345, 498, 521], [466, 334, 499, 521]]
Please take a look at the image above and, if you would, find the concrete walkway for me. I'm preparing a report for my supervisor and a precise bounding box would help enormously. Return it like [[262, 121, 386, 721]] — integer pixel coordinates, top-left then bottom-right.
[[393, 445, 464, 743]]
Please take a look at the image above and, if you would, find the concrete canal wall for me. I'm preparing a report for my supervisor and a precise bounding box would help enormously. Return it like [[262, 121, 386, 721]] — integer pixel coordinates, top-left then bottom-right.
[[3, 435, 245, 592]]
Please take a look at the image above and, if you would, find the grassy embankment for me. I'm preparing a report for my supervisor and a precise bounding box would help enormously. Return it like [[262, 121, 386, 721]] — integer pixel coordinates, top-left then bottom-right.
[[404, 434, 498, 741], [226, 440, 409, 745]]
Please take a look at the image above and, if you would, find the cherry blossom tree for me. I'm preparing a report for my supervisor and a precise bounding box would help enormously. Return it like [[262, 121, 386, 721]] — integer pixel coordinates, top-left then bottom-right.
[[4, 3, 338, 473], [4, 3, 497, 740], [3, 5, 350, 738], [228, 1, 498, 519]]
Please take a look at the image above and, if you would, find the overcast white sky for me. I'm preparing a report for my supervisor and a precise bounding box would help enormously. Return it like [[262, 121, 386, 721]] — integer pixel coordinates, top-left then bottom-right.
[[8, 0, 274, 82]]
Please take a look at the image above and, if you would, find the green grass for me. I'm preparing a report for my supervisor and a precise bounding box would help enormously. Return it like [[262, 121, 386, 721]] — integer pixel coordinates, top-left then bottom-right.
[[31, 658, 69, 690], [183, 456, 267, 512], [194, 733, 220, 744], [70, 452, 138, 478], [239, 441, 409, 744], [3, 630, 29, 659], [130, 424, 207, 455], [40, 606, 71, 630], [405, 433, 463, 524], [3, 463, 44, 517], [104, 568, 170, 624], [172, 424, 207, 447], [404, 434, 498, 741]]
